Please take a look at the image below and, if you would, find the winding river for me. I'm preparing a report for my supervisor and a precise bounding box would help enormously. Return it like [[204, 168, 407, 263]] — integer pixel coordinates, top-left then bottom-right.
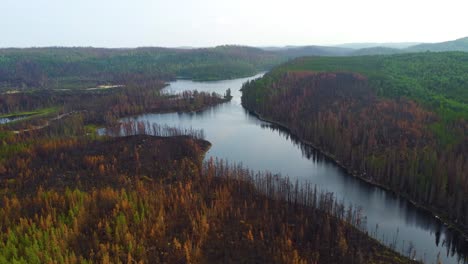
[[124, 73, 467, 264]]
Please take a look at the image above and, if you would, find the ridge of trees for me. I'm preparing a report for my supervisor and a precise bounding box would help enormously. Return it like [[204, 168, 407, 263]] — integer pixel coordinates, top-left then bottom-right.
[[0, 46, 282, 91]]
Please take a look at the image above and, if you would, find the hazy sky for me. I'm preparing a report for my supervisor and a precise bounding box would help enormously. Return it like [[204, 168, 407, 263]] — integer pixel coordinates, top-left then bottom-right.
[[1, 0, 467, 48]]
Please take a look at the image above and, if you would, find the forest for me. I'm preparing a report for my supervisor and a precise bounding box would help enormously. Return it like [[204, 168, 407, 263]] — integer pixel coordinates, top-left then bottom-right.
[[0, 62, 420, 263], [3, 0, 468, 261], [0, 45, 282, 91], [4, 38, 468, 93], [241, 52, 468, 236]]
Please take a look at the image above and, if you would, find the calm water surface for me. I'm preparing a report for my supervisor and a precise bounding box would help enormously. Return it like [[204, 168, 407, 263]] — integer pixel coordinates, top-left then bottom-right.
[[125, 73, 467, 264]]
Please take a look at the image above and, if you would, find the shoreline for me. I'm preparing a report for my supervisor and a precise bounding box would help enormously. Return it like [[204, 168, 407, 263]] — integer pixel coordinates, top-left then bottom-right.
[[244, 107, 468, 241], [119, 97, 232, 121]]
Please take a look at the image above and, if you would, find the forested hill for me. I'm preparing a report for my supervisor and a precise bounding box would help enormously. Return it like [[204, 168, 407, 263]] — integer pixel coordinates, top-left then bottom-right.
[[270, 52, 468, 120], [348, 37, 468, 55], [350, 47, 401, 56], [266, 45, 354, 57], [406, 37, 468, 52], [0, 45, 283, 90], [354, 37, 468, 55], [262, 36, 468, 56], [3, 36, 468, 91], [241, 52, 468, 233]]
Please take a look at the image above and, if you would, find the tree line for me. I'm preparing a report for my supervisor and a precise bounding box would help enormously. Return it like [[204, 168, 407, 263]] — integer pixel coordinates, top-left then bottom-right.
[[0, 45, 282, 91]]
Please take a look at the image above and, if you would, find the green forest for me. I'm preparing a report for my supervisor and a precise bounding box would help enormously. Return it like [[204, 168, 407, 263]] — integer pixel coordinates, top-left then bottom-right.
[[5, 39, 468, 93], [242, 52, 468, 236], [0, 46, 282, 91], [271, 52, 468, 120]]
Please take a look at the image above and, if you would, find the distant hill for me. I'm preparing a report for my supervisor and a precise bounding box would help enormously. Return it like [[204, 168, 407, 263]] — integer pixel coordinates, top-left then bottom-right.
[[335, 42, 421, 49], [350, 37, 468, 55], [264, 45, 354, 57], [351, 46, 402, 56], [406, 37, 468, 52], [0, 45, 284, 89], [263, 36, 468, 57], [3, 36, 468, 91]]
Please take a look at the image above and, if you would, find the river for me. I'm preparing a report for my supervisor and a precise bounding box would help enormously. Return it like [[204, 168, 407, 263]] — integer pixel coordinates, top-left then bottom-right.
[[123, 73, 467, 264]]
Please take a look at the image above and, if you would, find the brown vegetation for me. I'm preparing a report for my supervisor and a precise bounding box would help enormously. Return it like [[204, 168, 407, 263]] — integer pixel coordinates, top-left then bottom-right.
[[0, 132, 418, 263]]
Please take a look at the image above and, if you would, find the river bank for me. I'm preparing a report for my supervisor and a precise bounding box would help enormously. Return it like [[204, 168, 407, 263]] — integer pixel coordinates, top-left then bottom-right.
[[245, 107, 468, 242]]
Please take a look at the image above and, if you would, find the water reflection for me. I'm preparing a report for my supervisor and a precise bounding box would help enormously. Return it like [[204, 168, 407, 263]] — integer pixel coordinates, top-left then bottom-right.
[[128, 74, 467, 264], [260, 121, 468, 263]]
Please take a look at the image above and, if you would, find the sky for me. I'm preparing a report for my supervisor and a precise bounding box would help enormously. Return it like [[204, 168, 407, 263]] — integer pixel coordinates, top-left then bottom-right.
[[1, 0, 467, 48]]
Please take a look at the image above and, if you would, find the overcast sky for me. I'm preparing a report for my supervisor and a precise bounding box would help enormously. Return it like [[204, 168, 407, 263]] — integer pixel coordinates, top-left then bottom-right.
[[1, 0, 467, 48]]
